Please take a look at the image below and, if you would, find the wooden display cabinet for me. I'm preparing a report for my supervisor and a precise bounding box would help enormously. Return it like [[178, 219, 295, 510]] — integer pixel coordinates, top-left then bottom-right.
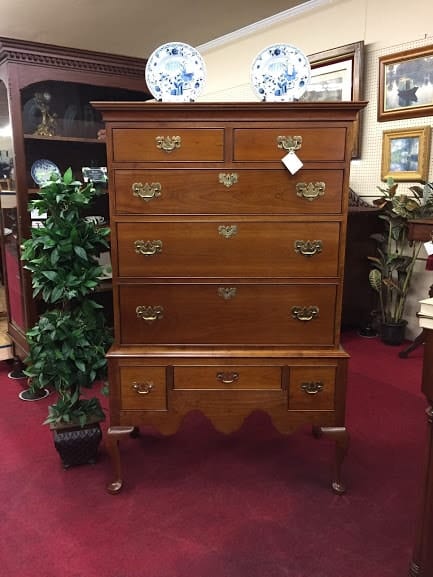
[[0, 37, 150, 369]]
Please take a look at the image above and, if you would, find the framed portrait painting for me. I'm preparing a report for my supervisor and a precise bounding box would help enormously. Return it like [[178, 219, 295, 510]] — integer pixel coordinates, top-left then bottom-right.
[[300, 41, 364, 158], [381, 126, 431, 182], [378, 44, 433, 121]]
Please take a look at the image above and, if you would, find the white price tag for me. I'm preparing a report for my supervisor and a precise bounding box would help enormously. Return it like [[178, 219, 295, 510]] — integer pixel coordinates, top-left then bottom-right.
[[424, 240, 433, 256], [281, 150, 303, 174]]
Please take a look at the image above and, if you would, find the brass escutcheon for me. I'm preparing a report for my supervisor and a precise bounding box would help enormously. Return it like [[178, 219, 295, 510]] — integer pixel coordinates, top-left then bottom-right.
[[132, 381, 154, 395], [219, 172, 238, 188], [132, 182, 162, 202], [294, 240, 323, 257], [291, 305, 319, 322], [218, 287, 237, 300], [276, 135, 303, 151], [300, 381, 324, 395], [218, 224, 238, 239], [136, 305, 164, 323], [296, 182, 326, 201], [134, 240, 163, 256], [155, 135, 181, 152], [216, 371, 239, 385]]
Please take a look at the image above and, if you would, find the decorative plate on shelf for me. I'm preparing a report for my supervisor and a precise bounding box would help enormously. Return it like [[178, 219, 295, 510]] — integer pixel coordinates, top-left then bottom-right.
[[145, 42, 206, 102], [31, 159, 61, 186], [250, 43, 311, 102]]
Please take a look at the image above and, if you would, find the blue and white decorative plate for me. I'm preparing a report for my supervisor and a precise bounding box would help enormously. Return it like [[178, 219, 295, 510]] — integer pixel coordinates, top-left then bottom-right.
[[31, 159, 61, 186], [250, 44, 311, 102], [145, 42, 206, 102]]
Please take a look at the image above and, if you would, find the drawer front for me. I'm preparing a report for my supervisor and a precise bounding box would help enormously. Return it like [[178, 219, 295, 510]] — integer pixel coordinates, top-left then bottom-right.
[[233, 128, 347, 162], [174, 365, 282, 390], [289, 366, 336, 410], [119, 283, 337, 346], [117, 221, 341, 278], [120, 366, 167, 410], [112, 128, 224, 162], [113, 169, 344, 215]]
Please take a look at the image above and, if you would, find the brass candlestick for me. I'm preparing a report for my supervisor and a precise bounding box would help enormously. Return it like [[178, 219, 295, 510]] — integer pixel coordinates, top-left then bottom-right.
[[33, 92, 57, 137]]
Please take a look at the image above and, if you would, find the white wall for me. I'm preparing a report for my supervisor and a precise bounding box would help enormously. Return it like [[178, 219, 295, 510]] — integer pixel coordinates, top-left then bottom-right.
[[197, 0, 433, 339]]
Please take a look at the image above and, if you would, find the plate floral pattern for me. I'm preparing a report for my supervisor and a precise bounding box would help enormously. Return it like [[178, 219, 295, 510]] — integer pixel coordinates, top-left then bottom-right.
[[31, 159, 61, 186], [251, 44, 311, 102], [145, 42, 206, 102]]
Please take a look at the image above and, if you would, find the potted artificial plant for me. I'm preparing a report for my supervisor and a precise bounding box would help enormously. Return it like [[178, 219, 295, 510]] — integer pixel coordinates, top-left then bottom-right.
[[368, 178, 433, 345], [21, 168, 113, 467]]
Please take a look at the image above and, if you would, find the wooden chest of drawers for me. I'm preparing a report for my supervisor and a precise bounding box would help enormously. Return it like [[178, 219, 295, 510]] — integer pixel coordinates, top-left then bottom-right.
[[93, 101, 366, 494]]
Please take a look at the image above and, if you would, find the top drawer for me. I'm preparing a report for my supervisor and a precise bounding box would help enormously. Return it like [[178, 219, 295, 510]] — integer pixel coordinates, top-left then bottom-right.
[[233, 128, 347, 162], [112, 128, 224, 162]]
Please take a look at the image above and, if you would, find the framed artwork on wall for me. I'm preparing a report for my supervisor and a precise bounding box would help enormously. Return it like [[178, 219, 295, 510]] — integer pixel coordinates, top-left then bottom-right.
[[378, 44, 433, 121], [300, 41, 364, 158], [381, 126, 431, 182]]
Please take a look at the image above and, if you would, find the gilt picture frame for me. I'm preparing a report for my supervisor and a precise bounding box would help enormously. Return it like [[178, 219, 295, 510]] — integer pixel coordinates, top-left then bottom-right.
[[378, 44, 433, 121], [301, 41, 364, 158], [381, 126, 430, 182]]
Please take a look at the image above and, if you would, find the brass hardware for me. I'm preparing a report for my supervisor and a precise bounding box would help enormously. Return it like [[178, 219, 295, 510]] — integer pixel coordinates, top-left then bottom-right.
[[134, 240, 163, 256], [276, 135, 302, 151], [219, 172, 238, 188], [136, 305, 164, 323], [216, 371, 239, 385], [300, 381, 324, 395], [218, 287, 237, 300], [294, 240, 323, 257], [296, 182, 326, 201], [132, 182, 162, 202], [291, 305, 319, 321], [218, 224, 238, 239], [132, 381, 154, 395], [155, 135, 181, 152]]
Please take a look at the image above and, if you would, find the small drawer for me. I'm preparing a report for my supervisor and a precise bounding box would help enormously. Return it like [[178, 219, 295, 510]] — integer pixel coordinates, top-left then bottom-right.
[[174, 366, 282, 390], [112, 128, 224, 162], [288, 366, 336, 410], [120, 366, 167, 410], [233, 128, 347, 162], [113, 169, 344, 215]]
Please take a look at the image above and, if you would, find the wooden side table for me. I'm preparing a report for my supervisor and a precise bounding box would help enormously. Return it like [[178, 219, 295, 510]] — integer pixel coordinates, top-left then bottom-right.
[[399, 219, 433, 359]]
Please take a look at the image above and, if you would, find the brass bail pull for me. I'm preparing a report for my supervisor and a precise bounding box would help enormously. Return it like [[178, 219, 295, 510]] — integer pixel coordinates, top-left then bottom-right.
[[301, 381, 324, 395], [132, 182, 162, 202], [291, 305, 319, 322], [216, 372, 239, 385], [155, 135, 181, 152], [132, 381, 154, 395], [276, 135, 302, 152]]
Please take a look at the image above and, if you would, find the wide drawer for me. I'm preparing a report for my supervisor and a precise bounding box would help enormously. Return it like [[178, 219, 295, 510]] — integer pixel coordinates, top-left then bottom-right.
[[233, 127, 347, 162], [288, 366, 336, 410], [174, 365, 282, 390], [120, 366, 167, 410], [116, 221, 341, 278], [118, 283, 337, 346], [112, 128, 224, 162], [113, 169, 344, 215]]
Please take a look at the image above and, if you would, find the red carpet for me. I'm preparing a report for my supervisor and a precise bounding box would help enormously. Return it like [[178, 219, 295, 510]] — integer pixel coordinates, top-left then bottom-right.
[[0, 331, 426, 577]]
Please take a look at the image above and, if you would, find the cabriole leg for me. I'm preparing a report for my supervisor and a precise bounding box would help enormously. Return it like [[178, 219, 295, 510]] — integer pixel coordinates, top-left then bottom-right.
[[320, 426, 350, 495], [106, 426, 136, 494]]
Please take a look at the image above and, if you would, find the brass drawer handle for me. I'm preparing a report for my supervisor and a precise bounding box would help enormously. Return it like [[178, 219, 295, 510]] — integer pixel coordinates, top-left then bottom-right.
[[296, 182, 326, 201], [218, 287, 237, 300], [132, 381, 154, 395], [294, 240, 323, 257], [218, 224, 238, 239], [134, 240, 163, 256], [277, 135, 302, 151], [216, 371, 239, 385], [136, 305, 164, 323], [132, 182, 162, 202], [219, 172, 238, 188], [300, 381, 324, 395], [291, 305, 319, 321], [155, 135, 181, 152]]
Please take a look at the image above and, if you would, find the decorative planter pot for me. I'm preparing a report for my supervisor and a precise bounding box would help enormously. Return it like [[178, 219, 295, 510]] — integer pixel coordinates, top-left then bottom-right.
[[380, 320, 408, 346], [52, 421, 103, 469]]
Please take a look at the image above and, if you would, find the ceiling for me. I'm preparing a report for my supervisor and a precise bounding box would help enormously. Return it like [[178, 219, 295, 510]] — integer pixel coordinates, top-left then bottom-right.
[[2, 0, 310, 58]]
